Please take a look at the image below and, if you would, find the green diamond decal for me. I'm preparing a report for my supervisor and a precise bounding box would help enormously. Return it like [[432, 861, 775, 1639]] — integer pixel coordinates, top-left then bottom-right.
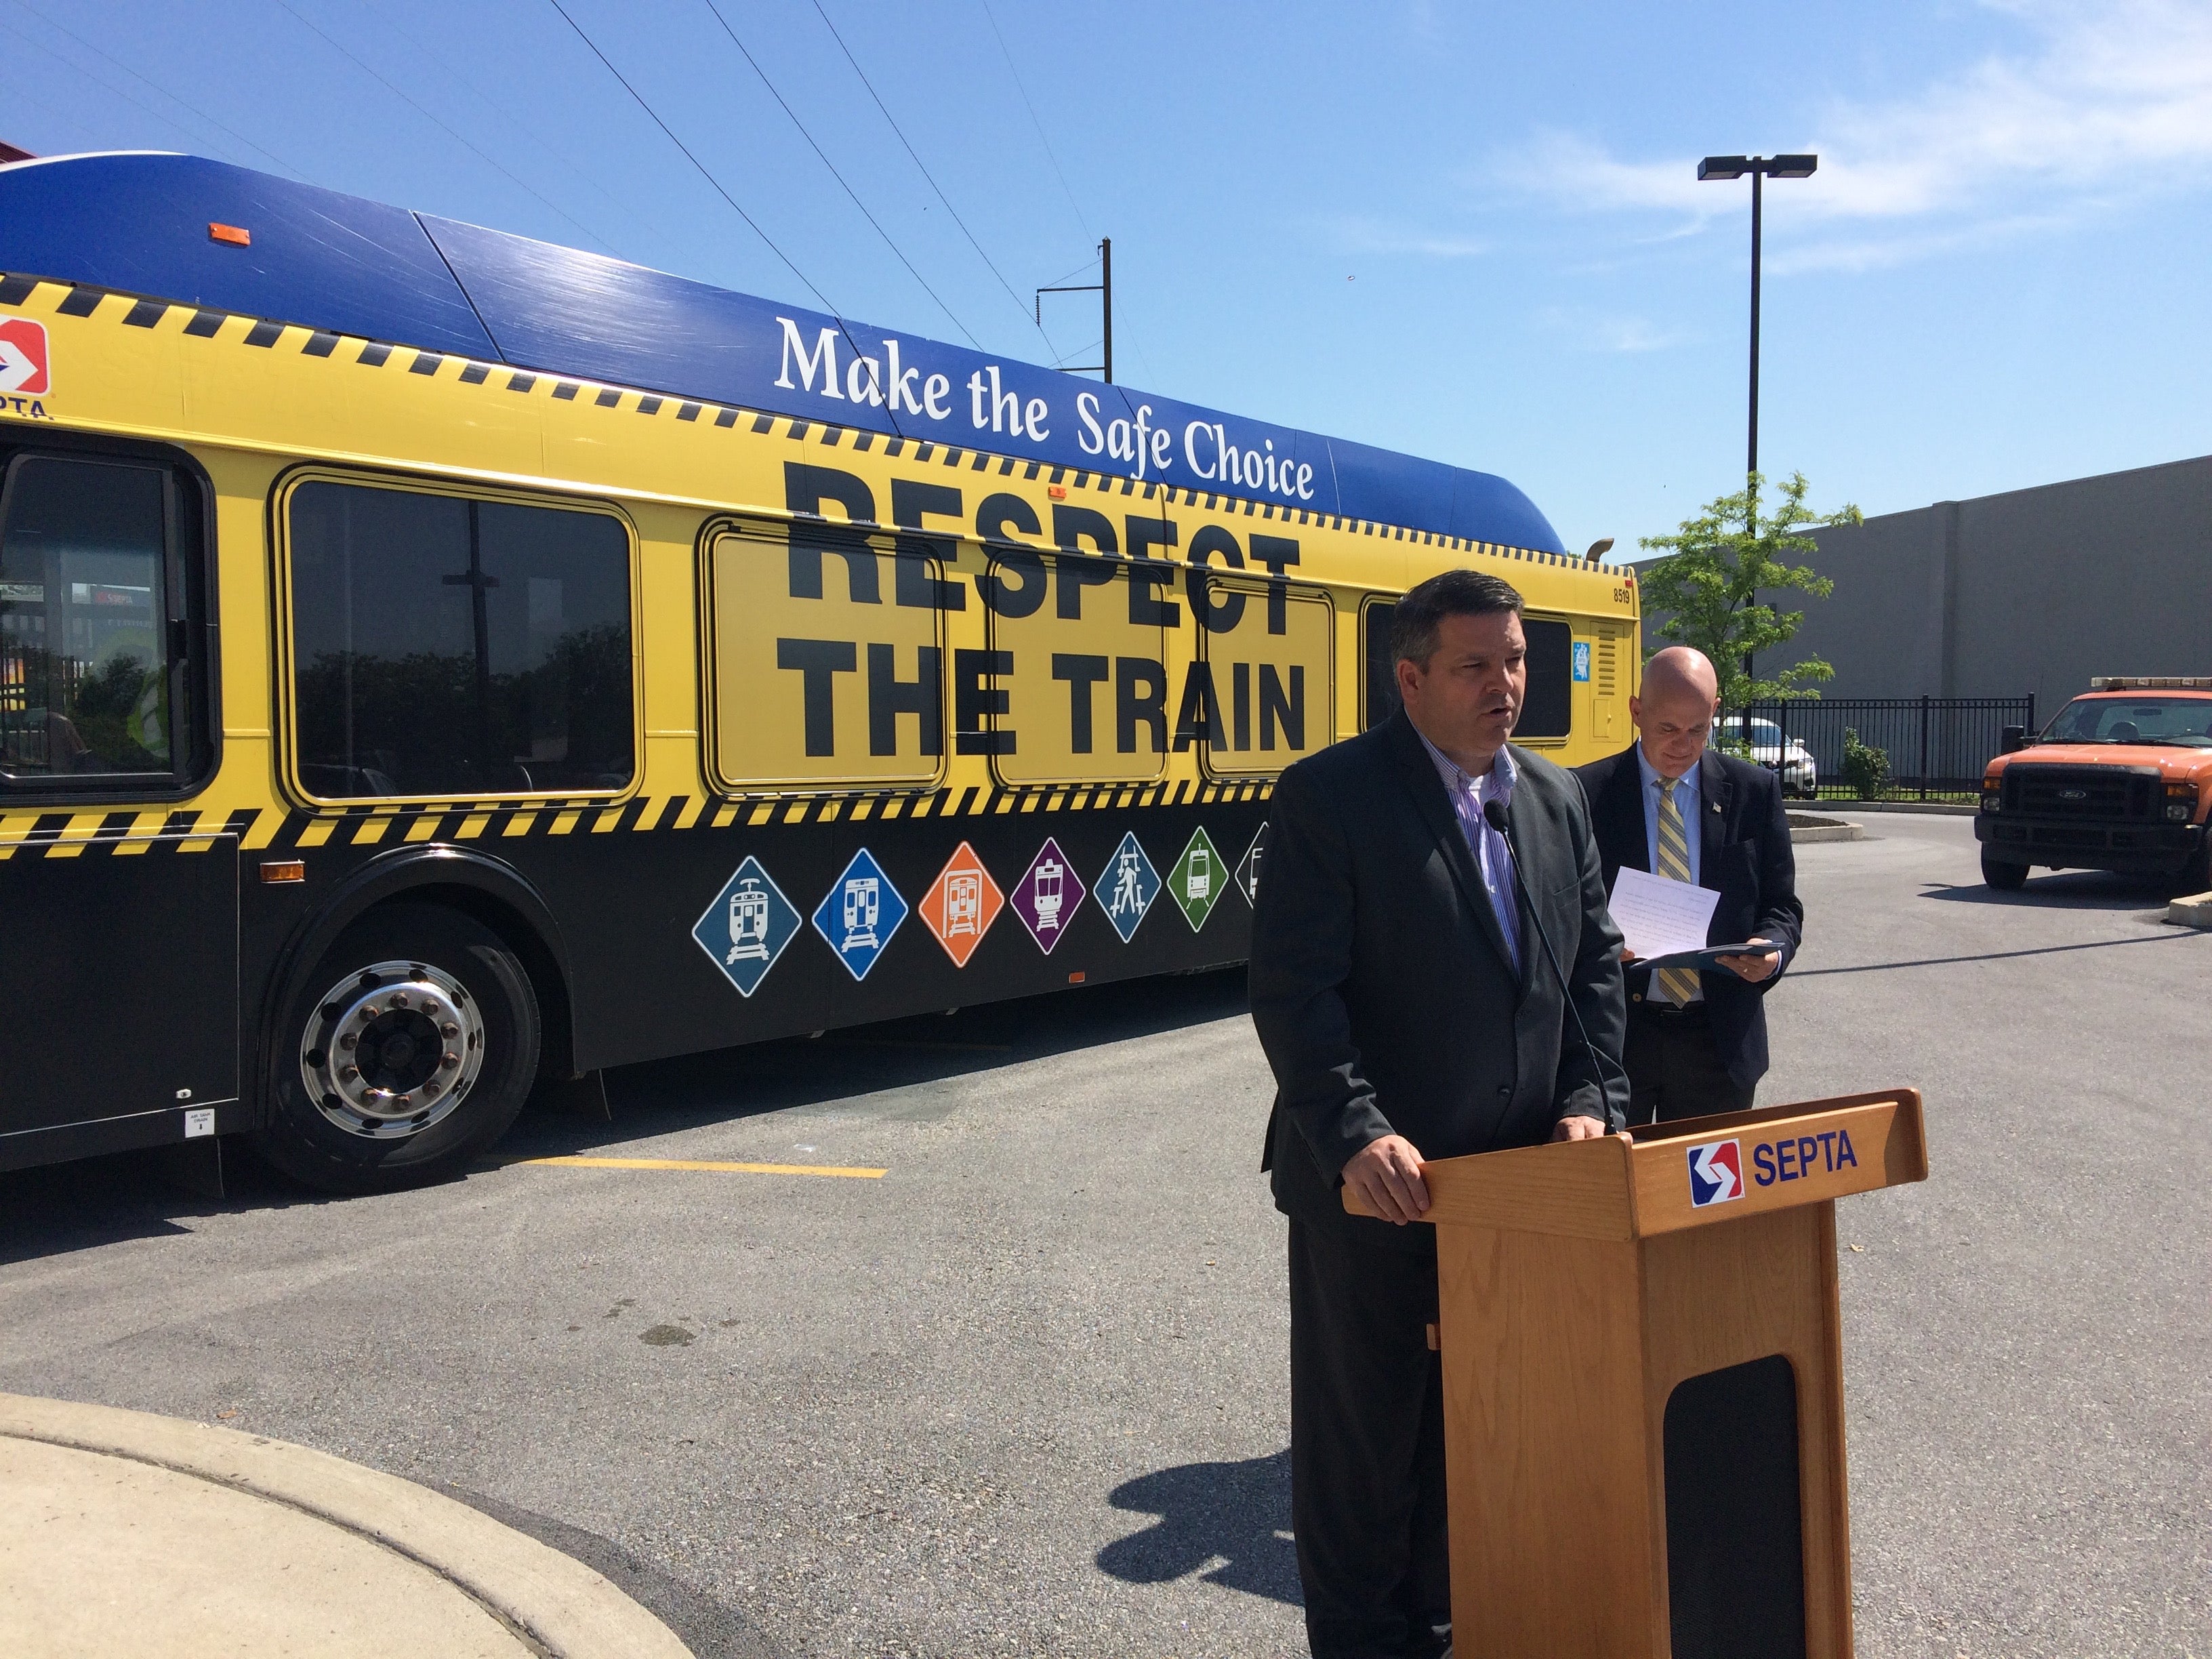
[[1166, 826, 1226, 932]]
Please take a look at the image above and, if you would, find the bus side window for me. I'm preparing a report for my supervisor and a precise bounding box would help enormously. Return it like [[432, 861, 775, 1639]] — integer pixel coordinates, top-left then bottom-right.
[[286, 480, 635, 800], [1363, 599, 1399, 731], [0, 453, 194, 790], [1518, 616, 1574, 740]]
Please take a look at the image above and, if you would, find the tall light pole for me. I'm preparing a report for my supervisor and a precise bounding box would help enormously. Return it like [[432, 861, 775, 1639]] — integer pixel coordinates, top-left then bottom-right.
[[1698, 153, 1816, 695], [1696, 154, 1816, 484]]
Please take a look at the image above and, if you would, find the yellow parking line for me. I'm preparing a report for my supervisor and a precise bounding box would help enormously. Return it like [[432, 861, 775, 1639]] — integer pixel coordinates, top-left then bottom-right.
[[506, 1155, 886, 1179]]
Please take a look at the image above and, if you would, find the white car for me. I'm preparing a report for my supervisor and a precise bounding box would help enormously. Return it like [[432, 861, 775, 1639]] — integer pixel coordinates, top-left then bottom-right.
[[1718, 716, 1818, 798]]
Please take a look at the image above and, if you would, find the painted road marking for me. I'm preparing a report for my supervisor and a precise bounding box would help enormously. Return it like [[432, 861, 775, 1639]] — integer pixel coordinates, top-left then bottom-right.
[[499, 1155, 887, 1179]]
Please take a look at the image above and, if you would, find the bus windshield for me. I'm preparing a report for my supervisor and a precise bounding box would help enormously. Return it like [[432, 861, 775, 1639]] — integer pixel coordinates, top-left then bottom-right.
[[2043, 697, 2212, 747]]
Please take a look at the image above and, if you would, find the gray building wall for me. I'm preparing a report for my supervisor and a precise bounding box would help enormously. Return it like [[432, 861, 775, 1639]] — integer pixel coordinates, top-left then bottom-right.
[[1787, 452, 2212, 722]]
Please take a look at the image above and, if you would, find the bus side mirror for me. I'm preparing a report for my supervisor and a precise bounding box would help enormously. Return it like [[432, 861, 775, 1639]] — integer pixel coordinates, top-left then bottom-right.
[[2001, 724, 2026, 753]]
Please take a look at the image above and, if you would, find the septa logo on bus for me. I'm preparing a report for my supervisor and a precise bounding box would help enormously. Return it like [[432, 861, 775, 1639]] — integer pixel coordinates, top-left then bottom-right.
[[708, 464, 1328, 785]]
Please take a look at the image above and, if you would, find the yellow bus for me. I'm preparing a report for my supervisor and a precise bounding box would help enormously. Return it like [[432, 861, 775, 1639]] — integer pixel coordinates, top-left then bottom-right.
[[0, 152, 1641, 1191]]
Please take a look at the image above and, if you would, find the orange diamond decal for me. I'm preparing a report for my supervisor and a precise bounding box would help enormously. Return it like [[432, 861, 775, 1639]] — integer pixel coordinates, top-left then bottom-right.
[[918, 841, 1004, 968]]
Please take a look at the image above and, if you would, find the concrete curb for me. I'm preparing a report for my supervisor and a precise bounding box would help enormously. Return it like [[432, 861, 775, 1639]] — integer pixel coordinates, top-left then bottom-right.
[[1788, 813, 1866, 844], [0, 1393, 692, 1658], [2167, 891, 2212, 930], [1814, 798, 1978, 817]]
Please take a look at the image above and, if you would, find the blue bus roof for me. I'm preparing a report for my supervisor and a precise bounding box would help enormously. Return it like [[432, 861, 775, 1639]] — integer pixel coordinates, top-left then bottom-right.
[[0, 152, 1565, 554]]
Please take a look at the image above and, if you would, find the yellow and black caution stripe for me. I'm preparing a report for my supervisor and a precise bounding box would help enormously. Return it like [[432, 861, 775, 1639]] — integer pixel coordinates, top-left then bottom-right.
[[0, 274, 1626, 577], [0, 778, 1271, 858], [0, 805, 262, 859]]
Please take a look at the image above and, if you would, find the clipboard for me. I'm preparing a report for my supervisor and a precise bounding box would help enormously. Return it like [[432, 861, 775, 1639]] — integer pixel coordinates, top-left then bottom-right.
[[1633, 942, 1770, 973]]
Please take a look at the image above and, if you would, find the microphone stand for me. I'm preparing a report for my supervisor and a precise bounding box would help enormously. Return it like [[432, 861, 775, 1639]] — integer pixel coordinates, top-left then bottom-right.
[[1481, 795, 1633, 1133]]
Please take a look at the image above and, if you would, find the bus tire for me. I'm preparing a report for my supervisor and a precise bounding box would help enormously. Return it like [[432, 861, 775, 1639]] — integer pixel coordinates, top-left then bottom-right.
[[255, 903, 540, 1194], [1980, 852, 2030, 891]]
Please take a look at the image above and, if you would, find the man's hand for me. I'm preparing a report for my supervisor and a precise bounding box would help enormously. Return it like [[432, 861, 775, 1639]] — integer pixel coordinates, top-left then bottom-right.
[[1342, 1134, 1430, 1225], [1550, 1115, 1616, 1143], [1717, 936, 1782, 983]]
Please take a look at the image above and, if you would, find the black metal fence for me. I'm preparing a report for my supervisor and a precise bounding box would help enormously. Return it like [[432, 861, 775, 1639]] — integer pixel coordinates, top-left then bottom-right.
[[1736, 696, 2037, 802]]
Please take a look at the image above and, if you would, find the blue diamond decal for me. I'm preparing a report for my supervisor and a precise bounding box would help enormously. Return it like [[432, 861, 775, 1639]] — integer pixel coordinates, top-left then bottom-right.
[[811, 847, 909, 983], [691, 856, 801, 998], [1093, 831, 1162, 943]]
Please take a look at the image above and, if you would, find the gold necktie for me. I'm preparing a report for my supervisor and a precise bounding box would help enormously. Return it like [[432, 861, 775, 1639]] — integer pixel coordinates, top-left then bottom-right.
[[1655, 781, 1700, 1006]]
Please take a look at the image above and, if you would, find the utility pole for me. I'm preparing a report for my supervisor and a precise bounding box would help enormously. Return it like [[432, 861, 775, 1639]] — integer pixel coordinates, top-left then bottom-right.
[[1035, 237, 1112, 382], [1696, 155, 1815, 494], [1698, 153, 1816, 691]]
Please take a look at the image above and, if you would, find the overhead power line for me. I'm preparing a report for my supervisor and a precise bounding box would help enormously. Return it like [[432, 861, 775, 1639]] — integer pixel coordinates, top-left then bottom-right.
[[270, 0, 615, 255], [544, 0, 839, 316], [808, 0, 1057, 355], [699, 0, 978, 348], [357, 0, 678, 266], [977, 0, 1089, 239], [11, 0, 304, 179]]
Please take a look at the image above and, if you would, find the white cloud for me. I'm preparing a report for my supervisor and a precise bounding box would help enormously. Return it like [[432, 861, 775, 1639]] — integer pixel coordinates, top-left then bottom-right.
[[1535, 306, 1688, 353], [1488, 0, 2212, 262], [1323, 216, 1489, 258]]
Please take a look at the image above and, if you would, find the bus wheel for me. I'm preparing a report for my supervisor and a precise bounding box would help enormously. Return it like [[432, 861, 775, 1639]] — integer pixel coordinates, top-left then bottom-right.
[[257, 904, 540, 1194], [1980, 852, 2029, 891]]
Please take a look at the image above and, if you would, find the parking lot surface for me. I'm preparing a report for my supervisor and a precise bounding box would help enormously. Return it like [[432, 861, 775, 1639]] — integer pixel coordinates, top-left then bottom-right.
[[2, 813, 2206, 1658]]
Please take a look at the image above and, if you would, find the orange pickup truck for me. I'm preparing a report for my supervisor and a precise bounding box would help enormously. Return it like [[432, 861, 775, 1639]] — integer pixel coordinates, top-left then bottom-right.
[[1978, 678, 2212, 893]]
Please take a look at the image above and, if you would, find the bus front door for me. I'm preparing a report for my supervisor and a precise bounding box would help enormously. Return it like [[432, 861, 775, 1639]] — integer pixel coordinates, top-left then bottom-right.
[[0, 830, 241, 1170]]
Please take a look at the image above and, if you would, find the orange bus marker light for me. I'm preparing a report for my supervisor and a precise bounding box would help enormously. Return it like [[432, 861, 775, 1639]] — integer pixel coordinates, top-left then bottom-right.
[[209, 222, 251, 246], [259, 859, 306, 884]]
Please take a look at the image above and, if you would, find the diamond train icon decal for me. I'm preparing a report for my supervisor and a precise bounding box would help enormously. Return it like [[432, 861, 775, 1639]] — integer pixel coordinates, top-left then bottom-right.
[[1166, 826, 1226, 932], [918, 842, 1005, 967], [1010, 836, 1086, 955], [1235, 825, 1267, 908], [1093, 832, 1162, 943], [691, 856, 801, 998], [811, 848, 908, 982]]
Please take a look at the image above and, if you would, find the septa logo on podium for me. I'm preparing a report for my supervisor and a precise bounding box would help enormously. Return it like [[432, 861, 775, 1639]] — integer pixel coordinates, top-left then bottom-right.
[[1686, 1139, 1744, 1207]]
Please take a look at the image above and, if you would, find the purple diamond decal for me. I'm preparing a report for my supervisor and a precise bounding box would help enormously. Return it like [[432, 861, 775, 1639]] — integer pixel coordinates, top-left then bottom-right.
[[1009, 836, 1086, 955]]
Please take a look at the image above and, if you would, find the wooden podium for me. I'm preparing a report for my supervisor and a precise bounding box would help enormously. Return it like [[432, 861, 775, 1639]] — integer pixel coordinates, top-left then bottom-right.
[[1345, 1088, 1928, 1659]]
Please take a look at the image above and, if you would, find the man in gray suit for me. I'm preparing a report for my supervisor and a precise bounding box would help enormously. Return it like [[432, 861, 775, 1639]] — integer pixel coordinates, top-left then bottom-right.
[[1249, 568, 1629, 1659]]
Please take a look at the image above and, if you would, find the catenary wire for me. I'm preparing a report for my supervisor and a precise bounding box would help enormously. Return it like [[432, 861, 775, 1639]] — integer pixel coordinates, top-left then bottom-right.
[[269, 0, 617, 255], [355, 0, 684, 267], [543, 0, 840, 316], [976, 0, 1088, 239], [0, 14, 218, 159], [808, 0, 1059, 356], [974, 2, 1155, 384], [10, 0, 306, 178], [699, 0, 979, 348]]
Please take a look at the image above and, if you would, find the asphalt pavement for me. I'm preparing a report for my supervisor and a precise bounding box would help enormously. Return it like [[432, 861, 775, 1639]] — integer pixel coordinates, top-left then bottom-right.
[[1, 813, 2205, 1658]]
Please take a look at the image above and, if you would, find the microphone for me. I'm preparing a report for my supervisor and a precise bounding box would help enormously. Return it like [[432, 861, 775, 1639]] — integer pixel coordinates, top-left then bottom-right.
[[1482, 795, 1633, 1132]]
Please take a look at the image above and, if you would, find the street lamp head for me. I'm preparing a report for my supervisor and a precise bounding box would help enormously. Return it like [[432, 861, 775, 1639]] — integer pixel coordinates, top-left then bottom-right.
[[1698, 155, 1750, 181], [1767, 153, 1818, 178]]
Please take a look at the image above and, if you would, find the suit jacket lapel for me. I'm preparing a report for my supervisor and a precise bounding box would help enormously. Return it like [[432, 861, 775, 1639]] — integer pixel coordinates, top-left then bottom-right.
[[1385, 714, 1517, 979], [1604, 747, 1650, 874], [1698, 750, 1730, 890]]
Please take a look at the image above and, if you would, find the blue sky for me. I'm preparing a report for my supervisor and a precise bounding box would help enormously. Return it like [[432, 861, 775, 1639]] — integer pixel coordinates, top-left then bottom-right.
[[5, 1, 2208, 560]]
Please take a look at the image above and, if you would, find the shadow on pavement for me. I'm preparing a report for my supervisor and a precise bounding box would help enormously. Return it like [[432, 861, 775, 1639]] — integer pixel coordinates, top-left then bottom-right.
[[1097, 1448, 1302, 1605], [1917, 872, 2179, 910], [1790, 929, 2205, 979], [0, 968, 1251, 1258], [505, 964, 1251, 1155], [443, 1484, 787, 1659], [0, 1148, 340, 1269]]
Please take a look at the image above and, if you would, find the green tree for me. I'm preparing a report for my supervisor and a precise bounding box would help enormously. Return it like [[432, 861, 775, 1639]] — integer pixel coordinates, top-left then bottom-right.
[[1636, 471, 1862, 717]]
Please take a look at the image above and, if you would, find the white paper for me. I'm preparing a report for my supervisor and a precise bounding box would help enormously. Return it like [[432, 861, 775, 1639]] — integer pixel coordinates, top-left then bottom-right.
[[1607, 867, 1719, 962]]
